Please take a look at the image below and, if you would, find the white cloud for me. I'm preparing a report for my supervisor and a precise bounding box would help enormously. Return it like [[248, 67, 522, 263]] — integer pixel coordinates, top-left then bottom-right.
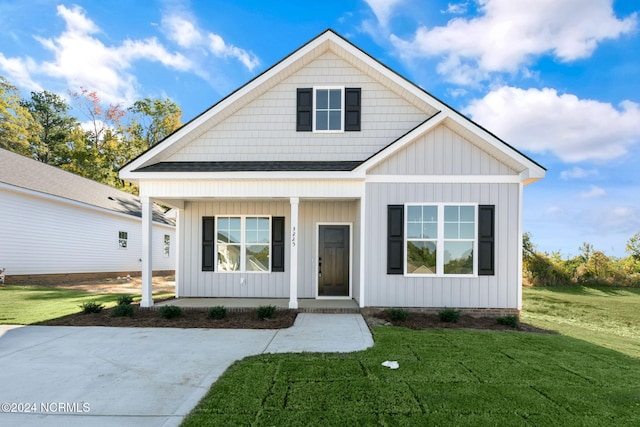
[[207, 34, 260, 71], [560, 167, 598, 180], [390, 0, 637, 85], [161, 14, 203, 48], [364, 0, 404, 27], [0, 4, 193, 106], [464, 86, 640, 162], [0, 53, 42, 92], [161, 11, 260, 72], [442, 2, 469, 15], [580, 185, 606, 199]]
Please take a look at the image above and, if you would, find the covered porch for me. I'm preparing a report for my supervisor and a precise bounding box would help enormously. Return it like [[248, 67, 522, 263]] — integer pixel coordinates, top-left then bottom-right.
[[138, 177, 367, 309]]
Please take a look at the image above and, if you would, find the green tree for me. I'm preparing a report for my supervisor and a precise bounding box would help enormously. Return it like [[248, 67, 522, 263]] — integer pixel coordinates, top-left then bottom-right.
[[0, 76, 37, 155], [20, 90, 78, 164], [626, 232, 640, 261], [67, 87, 127, 188], [127, 97, 182, 152]]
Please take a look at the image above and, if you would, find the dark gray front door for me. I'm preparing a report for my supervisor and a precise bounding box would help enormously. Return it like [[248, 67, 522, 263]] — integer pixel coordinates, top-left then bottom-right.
[[318, 225, 350, 297]]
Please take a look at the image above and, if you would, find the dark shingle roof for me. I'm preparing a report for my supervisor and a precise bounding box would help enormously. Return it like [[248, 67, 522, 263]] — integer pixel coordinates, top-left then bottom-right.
[[0, 148, 173, 225], [133, 161, 362, 173]]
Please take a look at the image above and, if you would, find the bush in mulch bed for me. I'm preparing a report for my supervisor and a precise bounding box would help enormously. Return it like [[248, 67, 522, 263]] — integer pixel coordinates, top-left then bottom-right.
[[37, 304, 298, 329], [374, 310, 551, 333]]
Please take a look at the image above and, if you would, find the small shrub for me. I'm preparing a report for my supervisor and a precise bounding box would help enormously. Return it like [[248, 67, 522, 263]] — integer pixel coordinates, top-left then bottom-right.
[[80, 301, 104, 314], [159, 305, 182, 319], [112, 304, 134, 317], [256, 305, 277, 320], [438, 308, 460, 323], [117, 295, 134, 306], [496, 314, 520, 328], [207, 306, 227, 320], [386, 308, 409, 322]]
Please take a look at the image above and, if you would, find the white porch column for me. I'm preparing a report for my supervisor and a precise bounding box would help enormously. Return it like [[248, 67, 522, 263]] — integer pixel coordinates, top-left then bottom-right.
[[358, 192, 366, 307], [174, 208, 183, 298], [289, 197, 299, 309], [140, 196, 154, 307]]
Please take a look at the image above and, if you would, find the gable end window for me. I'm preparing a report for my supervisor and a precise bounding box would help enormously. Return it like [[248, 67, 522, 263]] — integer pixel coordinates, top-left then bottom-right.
[[296, 87, 361, 132]]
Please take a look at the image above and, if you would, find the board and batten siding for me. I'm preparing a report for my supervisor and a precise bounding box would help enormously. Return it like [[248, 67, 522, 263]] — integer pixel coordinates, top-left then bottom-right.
[[179, 200, 359, 299], [166, 51, 432, 163], [369, 124, 518, 176], [179, 200, 290, 297], [1, 186, 174, 275], [297, 200, 359, 298], [364, 182, 520, 309]]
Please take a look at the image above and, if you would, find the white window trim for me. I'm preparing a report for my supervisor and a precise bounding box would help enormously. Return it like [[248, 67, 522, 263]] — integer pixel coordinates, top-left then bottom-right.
[[215, 215, 272, 274], [404, 203, 478, 278], [118, 231, 128, 249], [313, 86, 345, 133], [163, 234, 170, 258]]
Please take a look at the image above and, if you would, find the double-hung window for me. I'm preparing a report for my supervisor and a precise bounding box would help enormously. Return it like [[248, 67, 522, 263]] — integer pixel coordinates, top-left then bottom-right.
[[315, 87, 343, 131], [296, 87, 360, 132], [406, 204, 476, 276], [217, 216, 270, 272]]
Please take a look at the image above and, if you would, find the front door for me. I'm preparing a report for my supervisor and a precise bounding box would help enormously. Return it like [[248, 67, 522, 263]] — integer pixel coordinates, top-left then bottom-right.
[[317, 225, 350, 297]]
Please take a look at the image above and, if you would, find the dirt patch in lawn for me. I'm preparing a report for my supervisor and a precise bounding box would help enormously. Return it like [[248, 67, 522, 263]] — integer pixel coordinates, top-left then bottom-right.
[[50, 275, 176, 294], [365, 311, 553, 333], [37, 304, 298, 329]]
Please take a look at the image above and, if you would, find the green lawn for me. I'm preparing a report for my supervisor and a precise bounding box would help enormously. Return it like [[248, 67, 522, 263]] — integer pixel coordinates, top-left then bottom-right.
[[183, 327, 640, 426], [522, 286, 640, 358], [0, 285, 172, 324], [183, 286, 640, 426]]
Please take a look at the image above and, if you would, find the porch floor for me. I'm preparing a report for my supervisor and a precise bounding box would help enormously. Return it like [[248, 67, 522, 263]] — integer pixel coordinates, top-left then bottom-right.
[[154, 298, 360, 313]]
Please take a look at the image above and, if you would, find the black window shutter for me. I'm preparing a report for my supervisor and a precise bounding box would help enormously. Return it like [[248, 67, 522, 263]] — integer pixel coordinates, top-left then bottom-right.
[[344, 88, 361, 131], [387, 205, 404, 274], [296, 88, 312, 131], [478, 205, 495, 276], [202, 216, 215, 271], [272, 217, 285, 272]]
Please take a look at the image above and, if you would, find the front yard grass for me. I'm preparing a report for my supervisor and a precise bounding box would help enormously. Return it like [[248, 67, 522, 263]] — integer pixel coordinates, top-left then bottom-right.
[[0, 285, 172, 324], [182, 327, 640, 426], [522, 286, 640, 358]]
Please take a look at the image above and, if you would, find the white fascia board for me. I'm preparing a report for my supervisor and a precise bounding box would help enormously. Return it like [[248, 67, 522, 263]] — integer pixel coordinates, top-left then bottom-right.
[[127, 170, 366, 181], [366, 175, 522, 184], [355, 112, 446, 173]]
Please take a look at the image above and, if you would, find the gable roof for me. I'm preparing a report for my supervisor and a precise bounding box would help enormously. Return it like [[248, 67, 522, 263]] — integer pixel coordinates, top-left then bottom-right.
[[0, 148, 173, 225], [120, 29, 545, 184]]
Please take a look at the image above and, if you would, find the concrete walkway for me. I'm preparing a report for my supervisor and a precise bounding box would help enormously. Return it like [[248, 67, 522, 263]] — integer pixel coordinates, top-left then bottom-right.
[[0, 314, 373, 427]]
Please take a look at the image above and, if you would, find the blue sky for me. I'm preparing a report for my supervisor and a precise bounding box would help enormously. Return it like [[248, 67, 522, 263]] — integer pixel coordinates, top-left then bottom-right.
[[1, 0, 639, 257]]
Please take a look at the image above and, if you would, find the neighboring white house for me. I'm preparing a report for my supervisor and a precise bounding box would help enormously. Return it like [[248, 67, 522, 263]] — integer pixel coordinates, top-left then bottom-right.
[[120, 29, 545, 312], [0, 148, 175, 283]]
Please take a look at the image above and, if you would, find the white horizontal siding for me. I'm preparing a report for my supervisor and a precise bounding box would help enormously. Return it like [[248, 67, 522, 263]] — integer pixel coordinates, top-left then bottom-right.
[[369, 124, 517, 175], [168, 51, 431, 162], [364, 182, 520, 309], [0, 187, 174, 275]]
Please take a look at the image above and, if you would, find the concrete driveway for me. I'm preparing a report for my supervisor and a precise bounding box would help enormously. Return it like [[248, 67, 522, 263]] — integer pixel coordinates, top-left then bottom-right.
[[0, 314, 373, 427]]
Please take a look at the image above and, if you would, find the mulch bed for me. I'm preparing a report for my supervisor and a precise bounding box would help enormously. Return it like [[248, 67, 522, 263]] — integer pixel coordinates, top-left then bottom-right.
[[370, 311, 553, 333], [37, 304, 551, 333], [37, 305, 298, 329]]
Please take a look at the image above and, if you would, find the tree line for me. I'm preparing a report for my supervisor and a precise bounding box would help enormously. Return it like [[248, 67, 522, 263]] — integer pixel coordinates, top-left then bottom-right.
[[523, 232, 640, 287], [0, 76, 183, 193]]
